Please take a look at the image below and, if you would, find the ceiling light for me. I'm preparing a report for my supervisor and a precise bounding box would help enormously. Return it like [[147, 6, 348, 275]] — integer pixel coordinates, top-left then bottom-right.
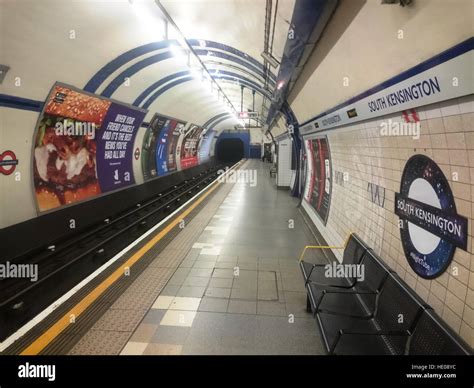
[[176, 35, 188, 49], [170, 44, 185, 57], [189, 67, 201, 79], [261, 51, 280, 68]]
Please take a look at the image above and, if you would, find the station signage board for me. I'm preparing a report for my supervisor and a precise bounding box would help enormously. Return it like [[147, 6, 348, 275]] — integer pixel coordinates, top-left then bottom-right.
[[300, 42, 473, 135]]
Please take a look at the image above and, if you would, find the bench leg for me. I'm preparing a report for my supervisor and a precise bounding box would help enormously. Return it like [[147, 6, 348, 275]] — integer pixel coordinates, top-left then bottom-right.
[[306, 294, 312, 313]]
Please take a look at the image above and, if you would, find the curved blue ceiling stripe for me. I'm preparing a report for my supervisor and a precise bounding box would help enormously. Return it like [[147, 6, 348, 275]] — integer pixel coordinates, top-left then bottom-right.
[[187, 40, 269, 75], [214, 77, 271, 99], [142, 76, 195, 109], [136, 67, 269, 111], [210, 71, 271, 97], [207, 113, 234, 128], [101, 52, 175, 98], [84, 40, 177, 93], [134, 70, 190, 106], [210, 115, 235, 129], [101, 49, 269, 99], [194, 49, 268, 82], [84, 39, 276, 94], [141, 74, 192, 108], [143, 75, 269, 111], [136, 68, 267, 109], [203, 112, 230, 127]]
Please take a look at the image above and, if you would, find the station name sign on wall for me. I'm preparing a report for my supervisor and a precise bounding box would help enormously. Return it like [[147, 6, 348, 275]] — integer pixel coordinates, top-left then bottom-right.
[[300, 40, 473, 135], [395, 155, 468, 279]]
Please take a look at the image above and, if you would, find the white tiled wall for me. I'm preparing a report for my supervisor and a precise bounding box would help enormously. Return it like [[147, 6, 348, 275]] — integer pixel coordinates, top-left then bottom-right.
[[303, 95, 474, 346]]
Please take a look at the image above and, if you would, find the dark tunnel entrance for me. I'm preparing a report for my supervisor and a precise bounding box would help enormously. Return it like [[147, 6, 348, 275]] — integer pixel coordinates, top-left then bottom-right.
[[216, 138, 244, 163]]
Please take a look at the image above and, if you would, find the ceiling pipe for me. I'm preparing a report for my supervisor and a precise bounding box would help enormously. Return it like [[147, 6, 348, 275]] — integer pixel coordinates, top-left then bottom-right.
[[266, 0, 338, 126]]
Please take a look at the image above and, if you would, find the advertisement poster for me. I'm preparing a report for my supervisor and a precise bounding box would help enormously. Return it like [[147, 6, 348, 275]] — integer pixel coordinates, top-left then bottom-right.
[[180, 124, 204, 169], [157, 119, 185, 175], [32, 83, 146, 212], [167, 122, 184, 173], [141, 114, 185, 179], [303, 139, 315, 203], [155, 119, 174, 176], [308, 137, 331, 224], [198, 129, 214, 163], [96, 103, 146, 192], [141, 114, 167, 181], [395, 155, 468, 279]]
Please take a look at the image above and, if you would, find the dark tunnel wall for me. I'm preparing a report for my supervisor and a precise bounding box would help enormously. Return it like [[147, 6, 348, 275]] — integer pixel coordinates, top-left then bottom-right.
[[216, 138, 244, 163]]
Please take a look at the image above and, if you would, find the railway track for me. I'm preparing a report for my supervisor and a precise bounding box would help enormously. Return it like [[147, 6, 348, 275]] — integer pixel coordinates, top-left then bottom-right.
[[0, 163, 230, 341]]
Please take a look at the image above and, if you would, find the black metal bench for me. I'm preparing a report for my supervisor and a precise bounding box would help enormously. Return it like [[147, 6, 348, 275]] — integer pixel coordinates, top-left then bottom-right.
[[300, 233, 369, 313], [300, 234, 473, 355], [307, 249, 393, 317], [406, 309, 471, 355], [316, 273, 428, 354]]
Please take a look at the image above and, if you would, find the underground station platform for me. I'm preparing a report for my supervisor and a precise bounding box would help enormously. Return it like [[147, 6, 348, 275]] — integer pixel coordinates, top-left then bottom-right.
[[0, 0, 473, 385]]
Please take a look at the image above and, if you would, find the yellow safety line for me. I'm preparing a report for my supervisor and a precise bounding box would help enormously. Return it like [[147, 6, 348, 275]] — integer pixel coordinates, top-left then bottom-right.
[[298, 232, 354, 262], [20, 179, 224, 355]]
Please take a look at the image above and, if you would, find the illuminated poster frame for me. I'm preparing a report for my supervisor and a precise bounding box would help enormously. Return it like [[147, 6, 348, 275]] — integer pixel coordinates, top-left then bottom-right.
[[32, 82, 147, 213], [180, 124, 205, 169], [303, 136, 332, 225], [141, 113, 186, 180]]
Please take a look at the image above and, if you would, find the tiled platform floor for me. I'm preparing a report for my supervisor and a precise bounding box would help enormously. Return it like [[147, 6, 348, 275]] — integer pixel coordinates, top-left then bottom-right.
[[121, 160, 325, 355]]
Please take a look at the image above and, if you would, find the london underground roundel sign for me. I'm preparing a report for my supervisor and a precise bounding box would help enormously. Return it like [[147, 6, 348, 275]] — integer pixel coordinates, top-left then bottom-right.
[[395, 155, 468, 279]]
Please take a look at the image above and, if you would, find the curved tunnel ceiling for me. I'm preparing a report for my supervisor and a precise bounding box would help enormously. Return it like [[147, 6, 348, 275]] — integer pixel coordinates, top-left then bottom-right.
[[1, 0, 295, 134]]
